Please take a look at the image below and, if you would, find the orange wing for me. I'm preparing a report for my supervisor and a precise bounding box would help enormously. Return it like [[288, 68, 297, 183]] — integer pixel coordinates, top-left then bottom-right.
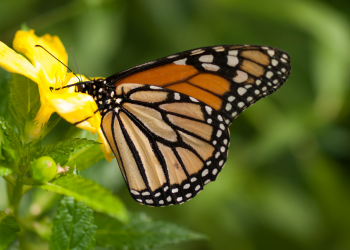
[[106, 45, 291, 125]]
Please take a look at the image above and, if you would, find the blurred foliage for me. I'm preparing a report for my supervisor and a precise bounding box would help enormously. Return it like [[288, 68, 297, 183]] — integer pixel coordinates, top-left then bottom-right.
[[0, 0, 350, 249]]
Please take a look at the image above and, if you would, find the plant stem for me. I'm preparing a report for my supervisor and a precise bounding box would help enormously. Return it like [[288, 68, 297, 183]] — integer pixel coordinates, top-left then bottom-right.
[[10, 174, 24, 215]]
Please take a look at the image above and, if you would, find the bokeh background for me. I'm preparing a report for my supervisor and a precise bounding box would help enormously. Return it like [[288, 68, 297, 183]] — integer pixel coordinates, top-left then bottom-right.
[[1, 0, 350, 249]]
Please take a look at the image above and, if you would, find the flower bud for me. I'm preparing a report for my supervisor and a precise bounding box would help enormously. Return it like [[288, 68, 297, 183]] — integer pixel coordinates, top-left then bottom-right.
[[30, 156, 57, 183]]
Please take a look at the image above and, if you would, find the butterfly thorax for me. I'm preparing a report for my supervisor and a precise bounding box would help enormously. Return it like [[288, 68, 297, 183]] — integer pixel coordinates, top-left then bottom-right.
[[75, 78, 121, 116]]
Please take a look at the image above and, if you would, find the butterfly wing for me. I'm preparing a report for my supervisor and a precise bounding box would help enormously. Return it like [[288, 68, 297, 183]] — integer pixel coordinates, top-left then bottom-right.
[[101, 83, 230, 207], [107, 45, 291, 125]]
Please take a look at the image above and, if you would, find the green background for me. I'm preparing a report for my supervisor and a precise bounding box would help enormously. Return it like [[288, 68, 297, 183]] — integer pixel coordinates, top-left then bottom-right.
[[1, 0, 350, 249]]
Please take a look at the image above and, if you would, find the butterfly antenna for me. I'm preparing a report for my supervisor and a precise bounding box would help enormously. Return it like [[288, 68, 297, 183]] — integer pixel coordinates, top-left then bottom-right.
[[68, 46, 82, 82], [35, 45, 81, 82], [69, 46, 93, 81]]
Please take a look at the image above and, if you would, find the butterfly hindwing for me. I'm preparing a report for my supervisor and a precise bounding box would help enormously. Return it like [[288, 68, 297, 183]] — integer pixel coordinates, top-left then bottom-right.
[[100, 84, 230, 207]]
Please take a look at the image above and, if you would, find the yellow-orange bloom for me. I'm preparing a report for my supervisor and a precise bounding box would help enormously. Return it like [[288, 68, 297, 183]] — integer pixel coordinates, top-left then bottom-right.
[[0, 30, 113, 161]]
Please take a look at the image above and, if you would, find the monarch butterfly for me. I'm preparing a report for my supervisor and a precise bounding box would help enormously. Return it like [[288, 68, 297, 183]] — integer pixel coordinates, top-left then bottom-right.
[[75, 45, 291, 207]]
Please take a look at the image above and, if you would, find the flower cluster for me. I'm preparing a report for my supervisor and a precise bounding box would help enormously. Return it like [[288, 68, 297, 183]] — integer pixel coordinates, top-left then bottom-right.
[[0, 30, 113, 161]]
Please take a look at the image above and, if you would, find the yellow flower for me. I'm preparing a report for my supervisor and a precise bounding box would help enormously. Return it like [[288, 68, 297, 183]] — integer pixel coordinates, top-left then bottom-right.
[[0, 30, 113, 161]]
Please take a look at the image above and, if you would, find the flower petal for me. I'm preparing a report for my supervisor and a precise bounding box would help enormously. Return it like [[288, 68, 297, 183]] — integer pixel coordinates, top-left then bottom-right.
[[13, 30, 68, 86], [98, 128, 114, 162], [0, 41, 39, 83], [49, 92, 101, 134]]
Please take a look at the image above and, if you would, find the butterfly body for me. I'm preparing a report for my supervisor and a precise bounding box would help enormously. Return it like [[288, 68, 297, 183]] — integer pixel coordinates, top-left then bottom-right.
[[76, 45, 291, 207]]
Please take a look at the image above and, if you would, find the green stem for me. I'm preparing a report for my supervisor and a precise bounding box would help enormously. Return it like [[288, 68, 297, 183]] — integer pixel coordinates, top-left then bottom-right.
[[3, 175, 16, 187], [10, 174, 24, 215]]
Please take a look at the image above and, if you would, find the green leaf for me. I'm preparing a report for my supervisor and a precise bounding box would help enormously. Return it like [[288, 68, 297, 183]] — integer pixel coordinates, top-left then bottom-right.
[[0, 68, 11, 120], [66, 144, 105, 171], [39, 175, 128, 223], [95, 213, 206, 250], [50, 196, 97, 250], [0, 117, 22, 150], [0, 212, 20, 250], [40, 138, 99, 165], [8, 74, 40, 136], [0, 166, 13, 176], [17, 140, 42, 173]]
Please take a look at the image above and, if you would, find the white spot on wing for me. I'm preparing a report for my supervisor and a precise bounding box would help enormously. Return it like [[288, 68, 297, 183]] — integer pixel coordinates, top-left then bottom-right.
[[213, 46, 225, 52], [202, 63, 220, 71], [150, 86, 162, 90], [205, 106, 212, 115], [238, 102, 245, 108], [267, 50, 275, 57], [199, 55, 214, 63], [174, 93, 180, 100], [237, 87, 247, 96], [191, 49, 205, 55], [190, 97, 199, 102], [227, 55, 239, 67], [233, 70, 248, 83], [131, 190, 140, 195], [266, 71, 274, 79], [202, 169, 209, 177], [174, 58, 187, 65], [228, 96, 235, 102], [271, 59, 278, 66], [228, 50, 238, 56]]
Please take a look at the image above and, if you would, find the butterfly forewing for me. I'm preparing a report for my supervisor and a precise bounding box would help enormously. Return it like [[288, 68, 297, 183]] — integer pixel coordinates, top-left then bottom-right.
[[107, 45, 291, 125], [101, 84, 230, 207]]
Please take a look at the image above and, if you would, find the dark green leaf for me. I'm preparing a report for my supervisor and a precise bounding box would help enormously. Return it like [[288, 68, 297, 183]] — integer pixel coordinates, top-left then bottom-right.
[[0, 212, 20, 250], [66, 144, 105, 171], [18, 140, 42, 172], [0, 68, 11, 121], [8, 74, 40, 136], [0, 117, 21, 151], [0, 117, 21, 167], [40, 138, 99, 165], [50, 196, 96, 250], [95, 213, 206, 250], [39, 113, 61, 140], [39, 175, 128, 223]]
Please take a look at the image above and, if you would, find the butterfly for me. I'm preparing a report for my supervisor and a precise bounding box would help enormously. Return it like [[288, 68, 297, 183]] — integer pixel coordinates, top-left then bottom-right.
[[76, 45, 291, 207]]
